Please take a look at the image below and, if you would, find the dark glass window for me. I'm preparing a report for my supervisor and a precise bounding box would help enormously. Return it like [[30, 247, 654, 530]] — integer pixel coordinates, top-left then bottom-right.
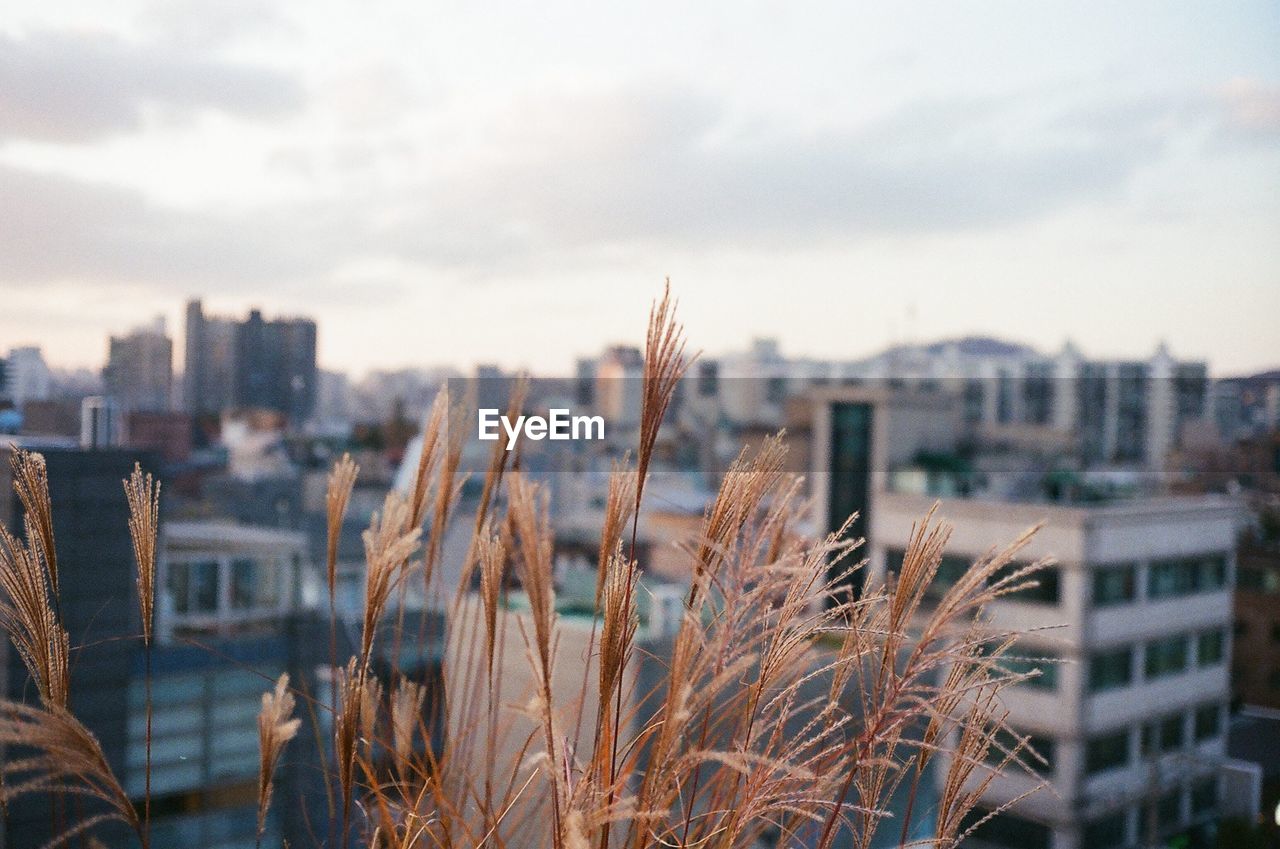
[[1114, 363, 1149, 462], [1086, 730, 1131, 774], [827, 402, 872, 600], [1191, 778, 1217, 816], [1237, 565, 1278, 592], [884, 548, 971, 605], [191, 559, 219, 613], [1090, 647, 1133, 692], [167, 562, 190, 614], [960, 807, 1051, 849], [230, 556, 280, 611], [1023, 363, 1053, 425], [1083, 811, 1128, 849], [696, 361, 718, 397], [998, 649, 1059, 691], [1142, 713, 1185, 755], [984, 728, 1056, 774], [1093, 563, 1136, 607], [1145, 635, 1189, 680], [997, 372, 1015, 424], [1197, 629, 1225, 666], [1139, 789, 1184, 842], [963, 379, 985, 424], [1193, 703, 1222, 741], [991, 562, 1061, 605], [1077, 365, 1108, 464], [1200, 555, 1228, 590], [1157, 790, 1182, 830], [231, 558, 257, 610], [1149, 559, 1194, 598], [1148, 554, 1228, 599]]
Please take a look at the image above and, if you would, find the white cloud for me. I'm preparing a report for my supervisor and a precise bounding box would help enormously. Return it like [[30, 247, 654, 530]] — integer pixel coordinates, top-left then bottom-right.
[[0, 28, 303, 143]]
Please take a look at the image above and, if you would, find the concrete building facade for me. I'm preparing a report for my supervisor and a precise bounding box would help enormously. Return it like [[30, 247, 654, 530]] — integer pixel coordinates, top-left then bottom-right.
[[103, 317, 174, 412], [809, 389, 1240, 849], [184, 299, 317, 424], [0, 441, 323, 848]]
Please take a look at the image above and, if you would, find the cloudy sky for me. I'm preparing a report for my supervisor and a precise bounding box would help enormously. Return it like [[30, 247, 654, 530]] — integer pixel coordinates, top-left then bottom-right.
[[2, 1, 1278, 376]]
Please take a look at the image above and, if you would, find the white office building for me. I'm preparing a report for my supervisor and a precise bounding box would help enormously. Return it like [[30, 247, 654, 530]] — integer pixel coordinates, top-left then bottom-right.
[[810, 387, 1241, 849]]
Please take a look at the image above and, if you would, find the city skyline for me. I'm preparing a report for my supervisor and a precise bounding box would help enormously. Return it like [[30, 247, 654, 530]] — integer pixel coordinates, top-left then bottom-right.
[[2, 4, 1278, 848], [5, 297, 1275, 382], [2, 1, 1278, 375]]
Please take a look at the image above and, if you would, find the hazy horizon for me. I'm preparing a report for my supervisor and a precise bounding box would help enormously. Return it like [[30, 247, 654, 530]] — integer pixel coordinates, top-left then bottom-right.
[[3, 1, 1278, 376], [14, 302, 1278, 382]]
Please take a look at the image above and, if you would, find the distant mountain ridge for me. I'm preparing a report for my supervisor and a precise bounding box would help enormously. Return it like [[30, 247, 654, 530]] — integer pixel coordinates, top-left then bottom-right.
[[881, 335, 1039, 358]]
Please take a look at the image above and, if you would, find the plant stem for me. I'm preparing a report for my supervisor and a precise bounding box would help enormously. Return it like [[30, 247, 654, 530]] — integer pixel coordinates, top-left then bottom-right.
[[143, 639, 152, 849]]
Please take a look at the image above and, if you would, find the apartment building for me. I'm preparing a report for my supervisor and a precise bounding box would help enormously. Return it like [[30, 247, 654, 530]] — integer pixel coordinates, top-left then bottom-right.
[[184, 299, 318, 423], [809, 388, 1240, 849], [0, 440, 324, 848], [104, 316, 174, 412], [707, 337, 1210, 472]]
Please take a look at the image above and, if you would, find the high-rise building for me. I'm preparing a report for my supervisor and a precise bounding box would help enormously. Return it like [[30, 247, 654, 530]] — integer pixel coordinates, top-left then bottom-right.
[[594, 346, 644, 430], [4, 346, 53, 407], [810, 388, 1241, 849], [103, 317, 173, 412], [234, 308, 317, 422], [183, 300, 317, 423], [184, 299, 238, 416]]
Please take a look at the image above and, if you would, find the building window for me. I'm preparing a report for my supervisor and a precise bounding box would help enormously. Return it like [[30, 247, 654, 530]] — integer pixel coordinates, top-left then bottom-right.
[[992, 562, 1061, 605], [1156, 789, 1183, 832], [1144, 635, 1189, 680], [1089, 647, 1133, 692], [1093, 563, 1136, 607], [996, 648, 1059, 691], [1142, 713, 1186, 755], [1086, 729, 1132, 774], [963, 379, 985, 424], [1148, 554, 1228, 600], [960, 807, 1051, 849], [127, 668, 284, 797], [1023, 363, 1054, 425], [168, 559, 220, 615], [984, 728, 1056, 775], [230, 557, 281, 610], [1191, 777, 1217, 817], [161, 550, 296, 638], [1139, 790, 1183, 845], [1238, 565, 1280, 594], [1196, 629, 1225, 666], [1083, 810, 1129, 849], [827, 402, 872, 599], [1193, 703, 1222, 742], [696, 361, 718, 397], [884, 549, 970, 604]]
